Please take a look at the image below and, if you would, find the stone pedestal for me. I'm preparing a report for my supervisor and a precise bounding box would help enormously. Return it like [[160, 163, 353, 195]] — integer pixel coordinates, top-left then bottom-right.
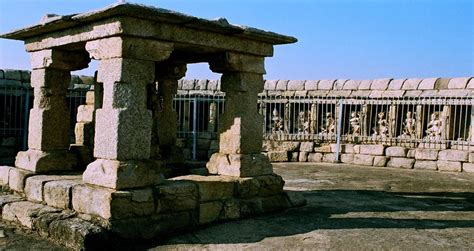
[[15, 49, 90, 173], [207, 53, 273, 177]]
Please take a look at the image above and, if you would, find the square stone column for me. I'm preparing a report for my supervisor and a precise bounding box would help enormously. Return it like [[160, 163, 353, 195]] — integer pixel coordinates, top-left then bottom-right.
[[82, 37, 174, 189], [152, 62, 187, 162], [15, 49, 90, 173], [207, 52, 273, 177]]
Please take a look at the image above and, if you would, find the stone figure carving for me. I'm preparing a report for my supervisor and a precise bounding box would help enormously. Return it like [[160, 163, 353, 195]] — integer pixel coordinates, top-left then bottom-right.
[[372, 111, 388, 138], [208, 102, 217, 132], [271, 107, 284, 133], [298, 110, 310, 134], [425, 111, 442, 140], [320, 112, 335, 135], [349, 111, 361, 136], [401, 111, 416, 137]]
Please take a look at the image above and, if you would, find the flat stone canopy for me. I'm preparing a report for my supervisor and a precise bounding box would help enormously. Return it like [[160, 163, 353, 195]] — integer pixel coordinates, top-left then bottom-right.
[[1, 2, 297, 60]]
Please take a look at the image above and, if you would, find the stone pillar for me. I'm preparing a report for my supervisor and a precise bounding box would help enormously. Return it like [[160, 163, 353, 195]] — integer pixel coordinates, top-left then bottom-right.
[[310, 103, 318, 134], [441, 105, 451, 141], [209, 101, 218, 133], [470, 105, 474, 142], [15, 49, 90, 173], [82, 37, 173, 189], [416, 105, 423, 139], [388, 105, 397, 138], [154, 62, 187, 161], [207, 52, 273, 177], [70, 91, 96, 168]]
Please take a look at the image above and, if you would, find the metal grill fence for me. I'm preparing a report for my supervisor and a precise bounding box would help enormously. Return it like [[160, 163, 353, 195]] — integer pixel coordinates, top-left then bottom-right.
[[0, 85, 87, 150], [260, 95, 473, 154], [2, 88, 473, 159]]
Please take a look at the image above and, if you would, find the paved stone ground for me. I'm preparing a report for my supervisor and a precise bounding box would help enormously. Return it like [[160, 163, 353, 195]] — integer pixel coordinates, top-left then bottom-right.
[[1, 163, 474, 250]]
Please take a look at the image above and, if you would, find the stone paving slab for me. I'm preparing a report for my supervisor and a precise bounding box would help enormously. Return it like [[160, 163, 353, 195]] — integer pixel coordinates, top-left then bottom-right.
[[1, 163, 474, 250]]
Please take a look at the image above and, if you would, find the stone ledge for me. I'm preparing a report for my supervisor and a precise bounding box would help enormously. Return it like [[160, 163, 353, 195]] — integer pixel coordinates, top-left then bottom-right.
[[0, 197, 108, 249]]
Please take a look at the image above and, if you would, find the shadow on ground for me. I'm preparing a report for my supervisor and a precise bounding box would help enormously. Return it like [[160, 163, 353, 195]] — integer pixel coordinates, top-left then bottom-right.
[[116, 188, 474, 249]]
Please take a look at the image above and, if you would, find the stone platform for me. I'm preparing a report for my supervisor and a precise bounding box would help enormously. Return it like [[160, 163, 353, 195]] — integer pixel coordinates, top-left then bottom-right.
[[0, 165, 305, 249]]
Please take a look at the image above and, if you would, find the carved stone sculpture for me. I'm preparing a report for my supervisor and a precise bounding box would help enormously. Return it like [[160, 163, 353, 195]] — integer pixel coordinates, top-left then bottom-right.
[[297, 110, 310, 134], [349, 111, 361, 136], [271, 107, 283, 133], [320, 112, 335, 135], [401, 111, 416, 137], [425, 111, 442, 140], [372, 111, 388, 138]]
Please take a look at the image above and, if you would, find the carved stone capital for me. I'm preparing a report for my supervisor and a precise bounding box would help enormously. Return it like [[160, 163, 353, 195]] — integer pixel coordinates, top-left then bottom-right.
[[209, 52, 265, 74], [30, 49, 90, 71], [86, 36, 173, 62]]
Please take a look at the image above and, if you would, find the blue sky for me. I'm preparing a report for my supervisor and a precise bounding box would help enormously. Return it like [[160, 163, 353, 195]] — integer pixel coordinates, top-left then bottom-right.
[[0, 0, 472, 80]]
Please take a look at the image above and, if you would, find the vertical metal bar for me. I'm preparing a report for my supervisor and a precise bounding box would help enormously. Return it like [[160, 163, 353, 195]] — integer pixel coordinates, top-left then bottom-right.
[[192, 96, 198, 160], [335, 98, 344, 162], [22, 88, 30, 150]]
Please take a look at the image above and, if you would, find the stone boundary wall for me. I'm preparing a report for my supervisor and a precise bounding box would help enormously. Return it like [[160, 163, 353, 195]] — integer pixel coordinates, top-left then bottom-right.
[[177, 77, 474, 97], [0, 68, 94, 90], [263, 141, 474, 173], [3, 68, 472, 95]]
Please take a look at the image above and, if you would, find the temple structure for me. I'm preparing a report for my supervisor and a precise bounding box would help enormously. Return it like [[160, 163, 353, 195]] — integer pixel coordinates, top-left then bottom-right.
[[0, 3, 304, 248]]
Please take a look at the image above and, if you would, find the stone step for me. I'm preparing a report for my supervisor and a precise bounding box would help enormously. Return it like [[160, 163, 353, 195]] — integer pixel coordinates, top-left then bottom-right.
[[0, 198, 108, 249]]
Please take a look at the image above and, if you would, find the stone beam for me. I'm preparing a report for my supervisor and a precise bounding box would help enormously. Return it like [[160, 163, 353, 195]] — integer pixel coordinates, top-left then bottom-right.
[[86, 37, 173, 62], [30, 49, 90, 71], [209, 52, 266, 75], [24, 17, 274, 57], [24, 19, 124, 52]]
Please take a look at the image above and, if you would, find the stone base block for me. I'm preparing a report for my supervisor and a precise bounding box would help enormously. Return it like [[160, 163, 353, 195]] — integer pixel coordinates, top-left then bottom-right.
[[308, 153, 323, 162], [373, 156, 388, 167], [206, 153, 273, 177], [25, 175, 81, 203], [298, 152, 309, 162], [388, 157, 415, 169], [72, 185, 154, 220], [414, 160, 438, 170], [385, 146, 407, 157], [0, 165, 13, 186], [44, 179, 83, 209], [267, 151, 289, 162], [438, 150, 469, 162], [414, 149, 439, 161], [341, 154, 354, 164], [463, 163, 474, 173], [15, 149, 76, 173], [0, 198, 107, 250], [83, 159, 163, 189], [353, 154, 374, 166], [359, 144, 385, 156], [322, 153, 337, 163], [8, 167, 34, 192], [2, 201, 60, 228], [437, 161, 462, 172]]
